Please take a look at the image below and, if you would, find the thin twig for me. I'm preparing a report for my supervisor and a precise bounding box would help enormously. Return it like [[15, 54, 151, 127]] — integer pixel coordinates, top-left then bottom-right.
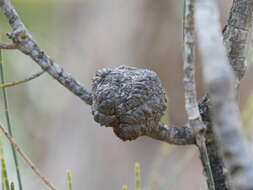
[[182, 0, 215, 189], [0, 123, 58, 190], [0, 50, 23, 190], [0, 70, 45, 88], [0, 42, 16, 49]]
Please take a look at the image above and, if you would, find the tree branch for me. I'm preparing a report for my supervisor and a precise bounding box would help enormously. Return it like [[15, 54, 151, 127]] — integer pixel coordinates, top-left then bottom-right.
[[196, 0, 253, 189], [183, 0, 214, 189], [0, 42, 16, 49], [1, 1, 253, 189], [146, 123, 195, 145], [223, 0, 253, 81], [0, 0, 92, 105], [195, 0, 253, 190], [199, 96, 231, 190], [0, 0, 197, 146]]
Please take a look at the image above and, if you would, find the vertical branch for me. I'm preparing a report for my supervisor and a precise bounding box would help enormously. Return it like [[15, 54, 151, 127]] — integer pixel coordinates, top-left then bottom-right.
[[198, 0, 253, 189], [223, 0, 253, 100], [182, 0, 215, 189], [0, 50, 23, 190], [223, 0, 253, 82], [199, 97, 231, 190], [195, 0, 253, 190]]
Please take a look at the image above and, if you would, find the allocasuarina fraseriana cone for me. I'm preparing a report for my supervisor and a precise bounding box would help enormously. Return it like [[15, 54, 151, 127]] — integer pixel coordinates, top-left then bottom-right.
[[91, 66, 167, 141]]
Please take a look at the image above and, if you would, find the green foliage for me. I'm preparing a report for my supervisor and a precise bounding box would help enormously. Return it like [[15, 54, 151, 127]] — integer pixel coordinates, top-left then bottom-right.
[[10, 182, 15, 190], [0, 49, 23, 190], [0, 135, 14, 190], [120, 162, 142, 190], [0, 0, 59, 44], [2, 157, 10, 190], [134, 163, 141, 190], [121, 185, 128, 190], [67, 170, 73, 190]]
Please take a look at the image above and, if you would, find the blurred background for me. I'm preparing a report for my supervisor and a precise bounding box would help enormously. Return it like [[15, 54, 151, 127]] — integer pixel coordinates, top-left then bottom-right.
[[0, 0, 252, 189]]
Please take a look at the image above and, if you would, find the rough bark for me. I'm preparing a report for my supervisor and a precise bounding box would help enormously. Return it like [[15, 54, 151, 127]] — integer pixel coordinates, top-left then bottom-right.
[[199, 97, 231, 190], [196, 0, 253, 189], [223, 0, 253, 81], [195, 0, 253, 189]]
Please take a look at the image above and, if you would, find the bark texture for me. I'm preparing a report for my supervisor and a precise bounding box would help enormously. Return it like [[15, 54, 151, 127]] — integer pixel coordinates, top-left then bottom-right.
[[195, 0, 253, 189], [183, 0, 215, 189], [196, 0, 253, 189], [223, 0, 253, 80]]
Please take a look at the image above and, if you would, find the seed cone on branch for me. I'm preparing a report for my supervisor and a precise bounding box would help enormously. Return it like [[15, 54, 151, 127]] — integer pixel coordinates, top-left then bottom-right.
[[91, 66, 167, 141]]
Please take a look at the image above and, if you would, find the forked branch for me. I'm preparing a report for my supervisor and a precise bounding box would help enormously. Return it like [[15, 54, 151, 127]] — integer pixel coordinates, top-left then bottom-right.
[[195, 0, 253, 189]]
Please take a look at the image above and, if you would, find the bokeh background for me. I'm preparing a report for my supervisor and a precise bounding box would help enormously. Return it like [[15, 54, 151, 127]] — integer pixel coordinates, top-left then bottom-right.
[[0, 0, 252, 189]]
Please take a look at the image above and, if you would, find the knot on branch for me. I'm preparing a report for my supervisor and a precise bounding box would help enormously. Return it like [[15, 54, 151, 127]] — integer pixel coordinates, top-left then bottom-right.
[[7, 30, 34, 54], [7, 30, 28, 42], [91, 66, 167, 141]]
